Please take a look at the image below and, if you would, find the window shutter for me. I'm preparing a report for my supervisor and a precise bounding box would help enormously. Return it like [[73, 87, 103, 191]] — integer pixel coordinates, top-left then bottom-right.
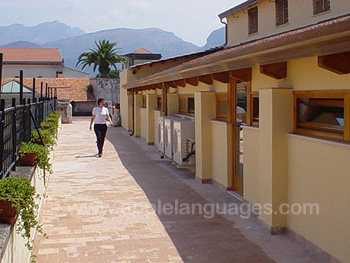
[[313, 0, 330, 15], [248, 6, 258, 35], [276, 0, 289, 26]]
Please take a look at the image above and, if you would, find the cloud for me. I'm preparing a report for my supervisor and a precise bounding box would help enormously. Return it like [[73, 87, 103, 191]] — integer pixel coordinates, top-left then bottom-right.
[[130, 0, 153, 11]]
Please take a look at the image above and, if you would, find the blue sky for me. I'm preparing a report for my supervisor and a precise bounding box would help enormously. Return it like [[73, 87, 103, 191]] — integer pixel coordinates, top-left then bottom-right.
[[1, 0, 245, 46]]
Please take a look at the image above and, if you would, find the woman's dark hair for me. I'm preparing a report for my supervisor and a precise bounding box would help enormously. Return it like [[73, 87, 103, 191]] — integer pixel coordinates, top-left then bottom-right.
[[97, 98, 105, 105]]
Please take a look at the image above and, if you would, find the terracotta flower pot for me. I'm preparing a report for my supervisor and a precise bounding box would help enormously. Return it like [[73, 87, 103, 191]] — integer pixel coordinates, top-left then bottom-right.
[[0, 200, 17, 224], [33, 139, 44, 146], [19, 152, 37, 166]]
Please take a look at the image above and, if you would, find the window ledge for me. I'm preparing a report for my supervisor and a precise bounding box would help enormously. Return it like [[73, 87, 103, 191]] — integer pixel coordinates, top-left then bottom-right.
[[312, 9, 331, 17], [242, 125, 259, 131], [174, 114, 195, 120], [211, 119, 230, 124], [248, 32, 259, 37], [276, 22, 289, 29], [288, 133, 350, 149]]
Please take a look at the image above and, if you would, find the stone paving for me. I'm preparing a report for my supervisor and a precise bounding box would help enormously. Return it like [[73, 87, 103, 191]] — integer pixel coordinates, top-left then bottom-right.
[[33, 117, 326, 263]]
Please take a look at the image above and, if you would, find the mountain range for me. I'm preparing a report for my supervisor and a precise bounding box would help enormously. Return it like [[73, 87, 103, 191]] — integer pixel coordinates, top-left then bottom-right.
[[0, 21, 225, 75]]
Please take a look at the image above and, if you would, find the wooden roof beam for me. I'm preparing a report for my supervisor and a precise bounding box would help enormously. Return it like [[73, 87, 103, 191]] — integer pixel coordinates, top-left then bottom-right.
[[165, 81, 177, 88], [213, 71, 230, 83], [231, 68, 252, 82], [155, 83, 163, 89], [199, 74, 213, 85], [260, 61, 287, 79], [318, 52, 350, 75], [174, 79, 186, 87], [185, 77, 199, 86]]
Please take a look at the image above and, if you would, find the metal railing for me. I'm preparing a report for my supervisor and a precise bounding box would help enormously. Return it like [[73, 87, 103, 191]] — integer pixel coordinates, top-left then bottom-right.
[[0, 97, 57, 179]]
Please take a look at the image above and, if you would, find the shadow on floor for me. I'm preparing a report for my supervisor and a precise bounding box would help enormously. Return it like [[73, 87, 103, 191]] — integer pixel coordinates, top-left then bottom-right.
[[106, 128, 276, 263]]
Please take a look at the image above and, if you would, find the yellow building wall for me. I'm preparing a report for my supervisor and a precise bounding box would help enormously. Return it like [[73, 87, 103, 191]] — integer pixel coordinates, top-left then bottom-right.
[[226, 0, 350, 46], [242, 126, 260, 205], [168, 93, 179, 116], [252, 57, 350, 92], [287, 136, 350, 263], [244, 55, 350, 260], [211, 121, 232, 189]]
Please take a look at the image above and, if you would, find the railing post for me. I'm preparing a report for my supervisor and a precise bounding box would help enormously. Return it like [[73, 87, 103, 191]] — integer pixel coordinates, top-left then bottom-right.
[[40, 82, 43, 99], [12, 98, 17, 171], [32, 78, 36, 102], [0, 99, 5, 178], [20, 70, 24, 105], [0, 53, 3, 99]]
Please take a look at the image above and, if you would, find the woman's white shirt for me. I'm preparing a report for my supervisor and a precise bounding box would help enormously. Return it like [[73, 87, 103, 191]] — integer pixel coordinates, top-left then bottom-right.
[[92, 107, 109, 124]]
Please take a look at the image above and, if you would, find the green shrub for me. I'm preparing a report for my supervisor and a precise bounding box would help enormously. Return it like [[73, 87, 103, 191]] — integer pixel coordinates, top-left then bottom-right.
[[0, 176, 46, 254]]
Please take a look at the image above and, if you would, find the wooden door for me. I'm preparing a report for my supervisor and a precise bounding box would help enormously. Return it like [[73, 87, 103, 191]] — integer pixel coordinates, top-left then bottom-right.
[[229, 76, 246, 196]]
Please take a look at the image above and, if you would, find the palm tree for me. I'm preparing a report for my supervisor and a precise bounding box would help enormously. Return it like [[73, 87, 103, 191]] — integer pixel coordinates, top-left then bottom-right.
[[76, 40, 128, 78]]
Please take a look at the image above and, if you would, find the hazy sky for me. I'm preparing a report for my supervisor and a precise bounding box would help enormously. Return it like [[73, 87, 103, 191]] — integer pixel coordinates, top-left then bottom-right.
[[1, 0, 245, 46]]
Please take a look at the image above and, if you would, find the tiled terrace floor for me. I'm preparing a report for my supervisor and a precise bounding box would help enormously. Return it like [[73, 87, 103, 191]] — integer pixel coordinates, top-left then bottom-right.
[[33, 117, 325, 263]]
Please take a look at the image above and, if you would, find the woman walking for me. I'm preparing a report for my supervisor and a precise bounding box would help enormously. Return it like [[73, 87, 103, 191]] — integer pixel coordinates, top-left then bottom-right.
[[89, 98, 112, 157]]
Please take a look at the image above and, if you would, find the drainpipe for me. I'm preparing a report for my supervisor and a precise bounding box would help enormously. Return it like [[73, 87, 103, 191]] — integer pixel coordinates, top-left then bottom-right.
[[130, 88, 135, 136], [220, 17, 228, 46]]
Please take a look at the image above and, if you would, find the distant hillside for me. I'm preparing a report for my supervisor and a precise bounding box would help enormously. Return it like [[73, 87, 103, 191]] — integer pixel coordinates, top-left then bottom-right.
[[201, 27, 225, 50], [0, 21, 85, 46], [2, 41, 41, 48], [0, 20, 225, 76], [43, 27, 200, 73]]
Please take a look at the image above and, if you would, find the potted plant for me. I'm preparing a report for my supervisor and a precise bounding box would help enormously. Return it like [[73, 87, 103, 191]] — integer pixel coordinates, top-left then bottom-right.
[[19, 142, 52, 174], [31, 128, 55, 148], [40, 121, 58, 137], [0, 176, 45, 253]]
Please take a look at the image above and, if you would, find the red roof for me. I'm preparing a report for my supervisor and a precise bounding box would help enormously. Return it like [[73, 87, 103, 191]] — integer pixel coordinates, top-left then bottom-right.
[[0, 47, 63, 65], [2, 78, 93, 101], [133, 48, 152, 54]]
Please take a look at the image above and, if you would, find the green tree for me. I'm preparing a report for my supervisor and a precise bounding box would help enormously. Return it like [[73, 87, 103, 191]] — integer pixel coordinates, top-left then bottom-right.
[[76, 40, 127, 78], [95, 69, 120, 79]]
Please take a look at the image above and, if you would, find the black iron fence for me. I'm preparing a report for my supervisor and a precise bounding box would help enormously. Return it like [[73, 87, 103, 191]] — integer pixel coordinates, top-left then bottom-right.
[[0, 97, 57, 179]]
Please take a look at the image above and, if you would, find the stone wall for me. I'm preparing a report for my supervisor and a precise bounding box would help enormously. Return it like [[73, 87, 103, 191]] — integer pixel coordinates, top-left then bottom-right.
[[90, 78, 120, 106]]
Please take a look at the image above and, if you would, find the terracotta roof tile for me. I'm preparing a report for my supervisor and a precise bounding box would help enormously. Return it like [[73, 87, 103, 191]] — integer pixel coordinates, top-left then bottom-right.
[[0, 47, 63, 64], [2, 77, 93, 101], [133, 48, 152, 54]]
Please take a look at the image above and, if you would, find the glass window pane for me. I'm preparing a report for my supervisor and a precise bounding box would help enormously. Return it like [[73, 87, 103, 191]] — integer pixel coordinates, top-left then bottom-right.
[[188, 97, 195, 112], [298, 98, 344, 127], [219, 100, 228, 114]]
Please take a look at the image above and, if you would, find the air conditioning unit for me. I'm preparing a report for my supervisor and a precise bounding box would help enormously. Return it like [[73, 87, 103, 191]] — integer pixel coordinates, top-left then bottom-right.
[[164, 116, 179, 159], [157, 116, 165, 153], [173, 119, 195, 166]]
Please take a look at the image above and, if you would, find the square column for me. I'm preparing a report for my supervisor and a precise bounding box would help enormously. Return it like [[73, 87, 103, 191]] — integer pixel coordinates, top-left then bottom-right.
[[258, 87, 293, 233], [195, 91, 216, 183], [146, 94, 157, 144], [134, 94, 143, 138]]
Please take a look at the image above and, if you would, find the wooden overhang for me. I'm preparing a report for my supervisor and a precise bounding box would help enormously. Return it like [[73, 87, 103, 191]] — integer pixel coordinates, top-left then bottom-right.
[[124, 14, 350, 91], [318, 51, 350, 74], [260, 61, 287, 79]]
